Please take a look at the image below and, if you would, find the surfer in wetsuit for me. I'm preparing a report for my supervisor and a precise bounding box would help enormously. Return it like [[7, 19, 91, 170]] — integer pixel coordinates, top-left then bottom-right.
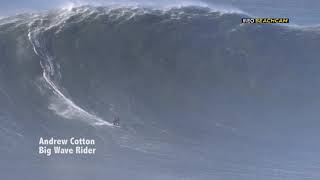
[[113, 115, 120, 126]]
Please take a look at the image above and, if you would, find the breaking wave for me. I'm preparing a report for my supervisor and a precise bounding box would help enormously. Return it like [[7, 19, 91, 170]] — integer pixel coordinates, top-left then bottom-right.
[[0, 4, 248, 127], [1, 4, 320, 179], [0, 3, 319, 131]]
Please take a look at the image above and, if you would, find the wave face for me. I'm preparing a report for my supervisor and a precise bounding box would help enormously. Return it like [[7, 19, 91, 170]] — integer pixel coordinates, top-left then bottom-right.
[[1, 5, 320, 179]]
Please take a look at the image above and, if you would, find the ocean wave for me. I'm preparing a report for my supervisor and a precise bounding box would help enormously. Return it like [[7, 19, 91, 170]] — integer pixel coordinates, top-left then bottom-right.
[[0, 3, 245, 27], [1, 3, 320, 178], [0, 3, 319, 134]]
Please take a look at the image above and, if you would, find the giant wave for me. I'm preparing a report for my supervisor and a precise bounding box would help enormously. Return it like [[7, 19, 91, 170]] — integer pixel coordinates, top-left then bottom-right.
[[1, 4, 320, 180]]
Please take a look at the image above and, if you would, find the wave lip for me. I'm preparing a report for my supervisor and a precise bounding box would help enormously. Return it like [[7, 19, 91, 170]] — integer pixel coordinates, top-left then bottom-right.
[[0, 3, 247, 30], [62, 1, 246, 15]]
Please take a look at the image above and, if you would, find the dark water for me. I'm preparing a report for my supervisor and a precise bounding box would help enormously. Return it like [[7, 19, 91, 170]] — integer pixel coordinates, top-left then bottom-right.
[[1, 5, 320, 179]]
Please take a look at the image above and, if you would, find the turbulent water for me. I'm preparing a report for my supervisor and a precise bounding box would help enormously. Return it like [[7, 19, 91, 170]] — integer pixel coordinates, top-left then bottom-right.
[[1, 4, 320, 180]]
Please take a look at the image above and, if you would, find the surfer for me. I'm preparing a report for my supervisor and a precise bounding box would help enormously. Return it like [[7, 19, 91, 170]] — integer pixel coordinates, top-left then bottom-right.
[[112, 115, 120, 126], [110, 104, 120, 126]]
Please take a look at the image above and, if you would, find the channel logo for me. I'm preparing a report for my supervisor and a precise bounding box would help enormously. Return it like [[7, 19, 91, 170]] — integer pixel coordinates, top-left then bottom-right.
[[241, 18, 289, 24]]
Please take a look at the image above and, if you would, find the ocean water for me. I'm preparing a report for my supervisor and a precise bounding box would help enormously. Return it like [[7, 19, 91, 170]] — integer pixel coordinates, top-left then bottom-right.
[[0, 2, 320, 180]]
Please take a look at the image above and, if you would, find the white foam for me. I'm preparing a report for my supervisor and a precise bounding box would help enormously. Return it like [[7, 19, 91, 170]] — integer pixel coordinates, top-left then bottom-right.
[[57, 0, 245, 15], [27, 26, 112, 127], [281, 23, 320, 31]]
